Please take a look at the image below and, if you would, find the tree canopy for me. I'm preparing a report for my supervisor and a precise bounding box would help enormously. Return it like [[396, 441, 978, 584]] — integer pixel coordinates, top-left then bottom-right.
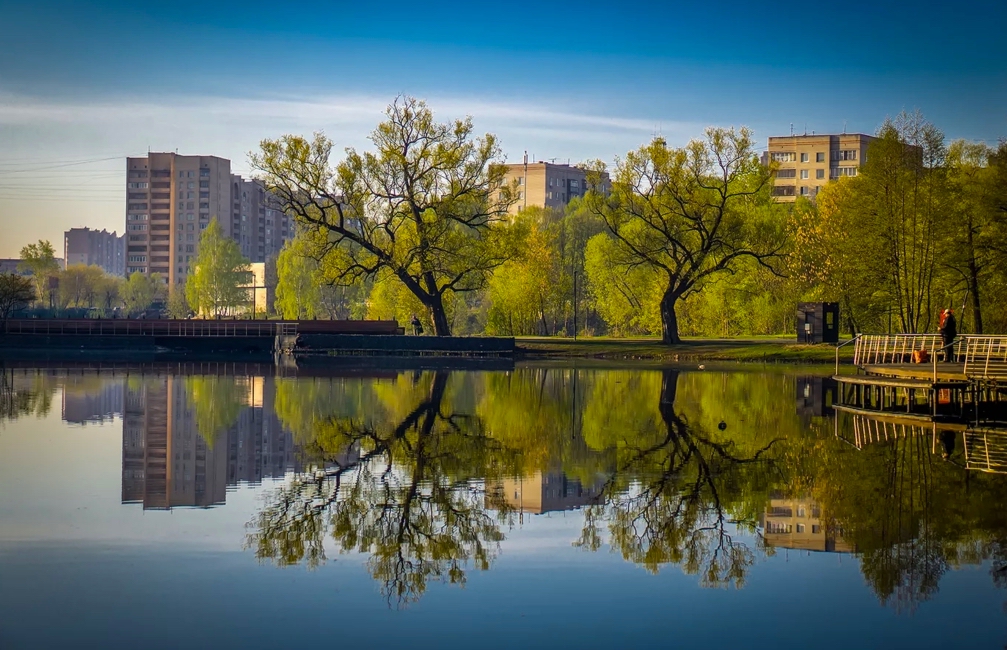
[[252, 96, 519, 335], [586, 129, 788, 343], [185, 218, 252, 317]]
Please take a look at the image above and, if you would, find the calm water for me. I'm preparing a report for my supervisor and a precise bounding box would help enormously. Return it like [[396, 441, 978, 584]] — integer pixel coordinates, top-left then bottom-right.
[[1, 363, 1006, 649]]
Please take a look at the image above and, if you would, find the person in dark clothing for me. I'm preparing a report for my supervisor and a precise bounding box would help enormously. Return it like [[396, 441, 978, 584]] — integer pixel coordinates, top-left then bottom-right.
[[939, 429, 956, 460], [410, 314, 423, 336], [939, 308, 957, 362]]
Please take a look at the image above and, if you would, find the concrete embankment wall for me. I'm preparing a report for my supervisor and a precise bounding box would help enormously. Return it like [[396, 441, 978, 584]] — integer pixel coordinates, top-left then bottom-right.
[[0, 334, 275, 355]]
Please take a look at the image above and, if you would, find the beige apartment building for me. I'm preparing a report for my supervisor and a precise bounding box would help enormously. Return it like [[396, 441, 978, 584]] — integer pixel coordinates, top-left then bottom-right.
[[502, 159, 610, 215], [125, 153, 232, 286], [764, 133, 876, 202], [64, 227, 125, 276], [125, 154, 291, 287]]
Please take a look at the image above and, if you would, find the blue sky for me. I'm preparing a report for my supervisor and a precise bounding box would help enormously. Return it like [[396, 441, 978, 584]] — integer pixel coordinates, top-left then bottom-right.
[[1, 0, 1005, 256]]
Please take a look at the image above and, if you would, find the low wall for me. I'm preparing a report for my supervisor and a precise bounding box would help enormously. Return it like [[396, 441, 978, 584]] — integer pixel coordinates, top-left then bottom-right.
[[0, 333, 275, 355]]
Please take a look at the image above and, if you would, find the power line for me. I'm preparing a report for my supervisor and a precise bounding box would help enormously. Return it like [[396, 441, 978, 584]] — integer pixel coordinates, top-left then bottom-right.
[[0, 156, 123, 176]]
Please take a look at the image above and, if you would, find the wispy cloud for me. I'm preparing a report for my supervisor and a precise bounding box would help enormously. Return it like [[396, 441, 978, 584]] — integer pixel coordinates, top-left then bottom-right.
[[0, 89, 700, 256]]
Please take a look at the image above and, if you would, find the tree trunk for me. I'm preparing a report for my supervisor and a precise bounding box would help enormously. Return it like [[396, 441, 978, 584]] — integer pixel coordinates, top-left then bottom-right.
[[660, 289, 681, 345], [967, 236, 983, 333], [428, 295, 452, 337]]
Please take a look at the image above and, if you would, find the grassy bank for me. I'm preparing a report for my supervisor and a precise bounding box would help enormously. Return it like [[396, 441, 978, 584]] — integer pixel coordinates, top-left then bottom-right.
[[516, 335, 854, 364]]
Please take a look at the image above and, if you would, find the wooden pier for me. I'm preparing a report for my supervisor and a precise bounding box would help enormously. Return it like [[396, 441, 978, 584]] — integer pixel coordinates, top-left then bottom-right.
[[833, 334, 1007, 427]]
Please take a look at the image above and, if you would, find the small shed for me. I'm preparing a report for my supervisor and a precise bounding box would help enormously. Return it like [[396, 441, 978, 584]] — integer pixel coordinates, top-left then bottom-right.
[[796, 302, 839, 344]]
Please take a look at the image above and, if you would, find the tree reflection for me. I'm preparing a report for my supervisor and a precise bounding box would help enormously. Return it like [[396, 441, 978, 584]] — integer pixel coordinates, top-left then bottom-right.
[[248, 372, 515, 605], [578, 370, 780, 588], [0, 367, 55, 424]]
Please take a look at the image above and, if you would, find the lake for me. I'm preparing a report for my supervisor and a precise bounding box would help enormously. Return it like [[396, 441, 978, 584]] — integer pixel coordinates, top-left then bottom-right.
[[1, 362, 1005, 649]]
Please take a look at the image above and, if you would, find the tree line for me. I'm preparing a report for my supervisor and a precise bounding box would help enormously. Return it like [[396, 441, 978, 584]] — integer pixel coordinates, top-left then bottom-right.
[[3, 218, 258, 321], [262, 99, 1007, 340]]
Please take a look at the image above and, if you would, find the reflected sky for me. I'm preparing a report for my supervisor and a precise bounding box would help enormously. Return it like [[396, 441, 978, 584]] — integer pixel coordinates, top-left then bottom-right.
[[1, 365, 1006, 648]]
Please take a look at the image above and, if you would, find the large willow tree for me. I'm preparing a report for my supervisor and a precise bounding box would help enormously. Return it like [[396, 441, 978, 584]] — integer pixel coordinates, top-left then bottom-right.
[[252, 96, 518, 336], [588, 128, 787, 344]]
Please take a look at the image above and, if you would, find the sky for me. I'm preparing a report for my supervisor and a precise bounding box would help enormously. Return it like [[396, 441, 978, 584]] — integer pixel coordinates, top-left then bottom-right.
[[1, 0, 1005, 257]]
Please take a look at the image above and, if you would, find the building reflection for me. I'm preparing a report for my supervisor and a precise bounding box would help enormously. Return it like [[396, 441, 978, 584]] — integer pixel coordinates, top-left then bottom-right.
[[760, 495, 855, 553], [121, 375, 298, 510], [488, 472, 603, 516], [62, 377, 124, 424]]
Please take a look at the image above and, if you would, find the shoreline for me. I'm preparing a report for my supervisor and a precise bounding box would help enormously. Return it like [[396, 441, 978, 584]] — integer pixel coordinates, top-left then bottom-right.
[[516, 336, 851, 364]]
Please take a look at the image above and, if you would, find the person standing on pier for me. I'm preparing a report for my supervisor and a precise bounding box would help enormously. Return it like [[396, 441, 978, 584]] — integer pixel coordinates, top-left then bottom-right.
[[939, 308, 957, 362]]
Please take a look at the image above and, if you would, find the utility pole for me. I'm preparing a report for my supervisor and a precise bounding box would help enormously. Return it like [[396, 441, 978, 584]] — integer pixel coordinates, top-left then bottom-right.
[[523, 151, 528, 211]]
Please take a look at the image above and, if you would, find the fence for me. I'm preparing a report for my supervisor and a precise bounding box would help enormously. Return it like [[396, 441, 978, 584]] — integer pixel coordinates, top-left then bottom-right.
[[3, 319, 291, 337], [962, 336, 1007, 380]]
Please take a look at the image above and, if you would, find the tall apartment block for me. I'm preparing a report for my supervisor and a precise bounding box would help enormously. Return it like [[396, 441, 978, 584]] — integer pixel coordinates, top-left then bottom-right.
[[501, 159, 610, 215], [64, 227, 125, 276], [763, 133, 876, 202], [230, 175, 290, 263], [124, 153, 293, 288]]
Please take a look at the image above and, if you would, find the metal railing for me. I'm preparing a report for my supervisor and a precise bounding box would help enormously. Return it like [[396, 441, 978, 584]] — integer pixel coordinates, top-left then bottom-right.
[[853, 334, 949, 366], [3, 319, 294, 337], [962, 336, 1007, 380]]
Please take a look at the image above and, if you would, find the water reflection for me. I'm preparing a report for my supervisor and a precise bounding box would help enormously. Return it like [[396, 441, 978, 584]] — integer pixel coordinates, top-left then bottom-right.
[[4, 363, 1007, 615]]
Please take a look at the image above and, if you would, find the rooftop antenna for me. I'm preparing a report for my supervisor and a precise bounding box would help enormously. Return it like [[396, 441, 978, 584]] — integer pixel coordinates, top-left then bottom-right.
[[790, 123, 794, 136], [804, 123, 807, 136], [843, 120, 848, 134]]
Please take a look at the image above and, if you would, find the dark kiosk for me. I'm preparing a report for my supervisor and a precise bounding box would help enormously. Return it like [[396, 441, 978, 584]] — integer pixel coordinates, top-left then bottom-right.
[[796, 302, 839, 344]]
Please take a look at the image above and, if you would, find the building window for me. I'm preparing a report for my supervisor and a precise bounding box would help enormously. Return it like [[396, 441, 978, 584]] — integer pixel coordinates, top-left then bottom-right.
[[186, 214, 194, 221], [812, 525, 821, 534], [816, 152, 825, 163], [832, 149, 858, 161], [200, 169, 210, 178], [800, 169, 809, 179], [800, 153, 809, 163], [186, 234, 194, 242], [796, 524, 805, 533], [800, 186, 810, 196], [771, 186, 795, 197], [775, 169, 796, 179], [771, 152, 796, 162], [831, 166, 858, 178], [816, 169, 825, 179], [185, 245, 194, 253]]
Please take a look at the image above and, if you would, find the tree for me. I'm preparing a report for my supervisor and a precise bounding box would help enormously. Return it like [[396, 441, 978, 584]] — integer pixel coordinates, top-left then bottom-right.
[[185, 218, 251, 318], [165, 289, 191, 319], [252, 96, 518, 336], [942, 140, 1003, 333], [58, 264, 105, 309], [274, 238, 321, 319], [588, 129, 787, 344], [122, 272, 162, 315], [18, 240, 60, 307], [0, 273, 36, 327]]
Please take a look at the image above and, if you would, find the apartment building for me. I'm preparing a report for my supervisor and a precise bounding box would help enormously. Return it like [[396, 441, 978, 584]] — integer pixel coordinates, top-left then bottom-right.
[[124, 154, 294, 287], [502, 159, 610, 215], [760, 497, 855, 553], [230, 175, 291, 263], [764, 133, 876, 202], [64, 227, 125, 276]]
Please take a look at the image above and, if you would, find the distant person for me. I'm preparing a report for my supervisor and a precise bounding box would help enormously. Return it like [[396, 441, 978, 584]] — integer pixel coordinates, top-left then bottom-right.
[[410, 314, 423, 336], [939, 430, 956, 460], [939, 308, 957, 362]]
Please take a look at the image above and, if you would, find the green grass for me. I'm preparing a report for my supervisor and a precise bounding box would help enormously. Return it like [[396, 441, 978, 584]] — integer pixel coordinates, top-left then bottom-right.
[[515, 335, 856, 364]]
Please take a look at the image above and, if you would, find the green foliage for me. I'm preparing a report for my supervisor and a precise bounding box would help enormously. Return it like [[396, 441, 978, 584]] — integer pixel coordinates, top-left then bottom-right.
[[252, 96, 519, 335], [583, 233, 662, 335], [0, 273, 36, 322], [165, 289, 191, 319], [185, 218, 252, 317], [274, 237, 321, 319], [18, 239, 60, 306], [57, 264, 108, 310], [121, 272, 163, 314], [587, 129, 788, 343]]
